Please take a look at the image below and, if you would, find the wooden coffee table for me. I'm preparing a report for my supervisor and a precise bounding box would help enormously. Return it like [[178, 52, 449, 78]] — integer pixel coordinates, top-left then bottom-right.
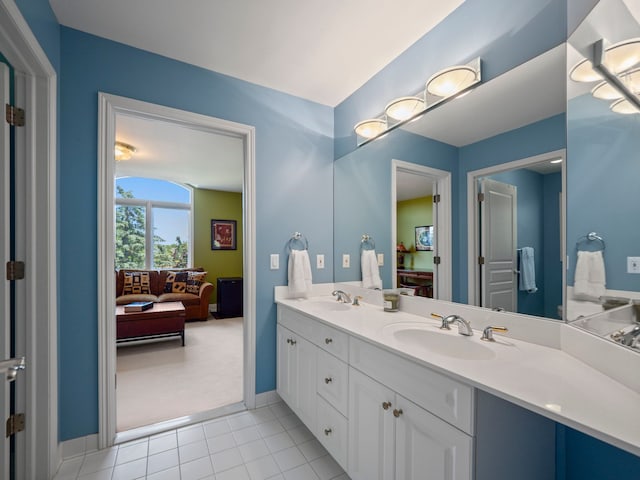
[[116, 301, 186, 346]]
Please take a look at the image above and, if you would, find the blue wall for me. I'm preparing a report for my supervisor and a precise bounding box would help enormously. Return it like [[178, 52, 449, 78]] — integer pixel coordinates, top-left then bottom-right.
[[59, 27, 334, 440], [15, 0, 60, 73], [334, 0, 567, 160], [543, 173, 563, 318], [567, 94, 640, 292]]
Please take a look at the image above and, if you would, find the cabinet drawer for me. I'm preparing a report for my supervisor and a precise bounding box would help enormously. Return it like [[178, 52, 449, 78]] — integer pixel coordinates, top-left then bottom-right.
[[316, 349, 349, 416], [316, 395, 348, 471], [278, 306, 315, 339], [350, 337, 474, 434], [313, 321, 349, 362]]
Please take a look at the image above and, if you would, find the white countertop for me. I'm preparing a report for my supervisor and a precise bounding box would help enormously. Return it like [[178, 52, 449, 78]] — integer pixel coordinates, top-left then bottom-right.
[[276, 294, 640, 457]]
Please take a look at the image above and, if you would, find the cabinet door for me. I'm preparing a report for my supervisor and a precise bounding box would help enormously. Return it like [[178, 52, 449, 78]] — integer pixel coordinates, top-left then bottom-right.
[[348, 368, 395, 480], [276, 325, 295, 406], [295, 335, 317, 431], [395, 395, 472, 480]]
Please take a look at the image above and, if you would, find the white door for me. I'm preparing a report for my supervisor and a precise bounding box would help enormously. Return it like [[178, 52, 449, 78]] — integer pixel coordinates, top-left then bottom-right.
[[479, 178, 517, 311], [395, 395, 472, 480], [348, 368, 395, 480]]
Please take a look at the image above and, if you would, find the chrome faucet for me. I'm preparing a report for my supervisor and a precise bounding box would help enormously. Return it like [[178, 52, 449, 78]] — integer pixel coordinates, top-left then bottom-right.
[[332, 290, 352, 303], [431, 313, 473, 336]]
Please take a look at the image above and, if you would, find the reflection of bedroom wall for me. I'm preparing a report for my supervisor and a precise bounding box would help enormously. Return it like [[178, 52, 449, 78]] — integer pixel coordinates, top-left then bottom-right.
[[193, 188, 243, 304], [397, 196, 433, 270]]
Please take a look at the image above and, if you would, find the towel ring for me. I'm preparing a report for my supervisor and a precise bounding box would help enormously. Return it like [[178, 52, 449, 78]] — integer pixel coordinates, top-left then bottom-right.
[[361, 234, 375, 251], [287, 232, 309, 252], [575, 231, 605, 251]]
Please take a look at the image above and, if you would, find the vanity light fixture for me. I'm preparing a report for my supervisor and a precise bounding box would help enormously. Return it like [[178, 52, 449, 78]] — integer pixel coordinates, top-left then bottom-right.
[[114, 141, 137, 161], [610, 98, 639, 114], [354, 57, 482, 146]]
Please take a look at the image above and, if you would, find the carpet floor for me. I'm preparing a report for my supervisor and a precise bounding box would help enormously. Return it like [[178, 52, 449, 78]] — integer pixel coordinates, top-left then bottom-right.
[[116, 316, 243, 432]]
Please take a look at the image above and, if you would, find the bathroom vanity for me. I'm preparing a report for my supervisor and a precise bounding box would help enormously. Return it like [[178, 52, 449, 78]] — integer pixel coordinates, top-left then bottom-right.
[[275, 286, 640, 480]]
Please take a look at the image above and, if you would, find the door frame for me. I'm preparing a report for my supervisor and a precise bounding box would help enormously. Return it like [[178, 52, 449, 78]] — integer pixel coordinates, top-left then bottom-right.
[[467, 149, 566, 309], [0, 1, 58, 478], [391, 159, 452, 301], [97, 93, 256, 448]]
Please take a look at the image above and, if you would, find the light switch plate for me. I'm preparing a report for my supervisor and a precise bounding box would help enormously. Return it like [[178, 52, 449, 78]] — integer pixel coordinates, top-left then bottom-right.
[[270, 254, 279, 270], [628, 257, 640, 274], [342, 254, 350, 268], [377, 253, 384, 266], [317, 254, 325, 269]]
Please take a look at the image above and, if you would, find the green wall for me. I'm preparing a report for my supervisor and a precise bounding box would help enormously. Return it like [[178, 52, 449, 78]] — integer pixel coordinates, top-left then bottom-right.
[[193, 188, 243, 304], [397, 196, 433, 270]]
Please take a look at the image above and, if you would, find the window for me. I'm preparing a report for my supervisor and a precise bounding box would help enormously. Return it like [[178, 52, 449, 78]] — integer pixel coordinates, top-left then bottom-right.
[[115, 177, 192, 269]]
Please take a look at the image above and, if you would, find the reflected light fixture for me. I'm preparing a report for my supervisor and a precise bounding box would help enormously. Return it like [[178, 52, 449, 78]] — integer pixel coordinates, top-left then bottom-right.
[[550, 158, 563, 164], [385, 96, 425, 121], [426, 65, 478, 97], [591, 81, 622, 100], [354, 119, 387, 139], [114, 141, 137, 161], [610, 98, 639, 114]]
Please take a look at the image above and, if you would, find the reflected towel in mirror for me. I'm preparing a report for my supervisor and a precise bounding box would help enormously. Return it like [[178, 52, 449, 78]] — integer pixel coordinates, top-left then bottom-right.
[[288, 249, 312, 298], [518, 247, 537, 293], [361, 249, 382, 289], [574, 250, 606, 301]]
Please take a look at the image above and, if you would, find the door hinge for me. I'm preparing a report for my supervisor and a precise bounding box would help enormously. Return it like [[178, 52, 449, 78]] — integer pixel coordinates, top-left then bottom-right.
[[6, 104, 25, 127], [433, 194, 441, 203], [6, 261, 25, 280], [6, 413, 25, 438], [478, 256, 485, 265], [433, 256, 441, 265], [477, 192, 485, 202]]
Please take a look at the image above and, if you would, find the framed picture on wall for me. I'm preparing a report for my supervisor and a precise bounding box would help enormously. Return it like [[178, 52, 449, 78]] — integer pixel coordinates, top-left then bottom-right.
[[211, 219, 237, 250], [415, 225, 434, 251]]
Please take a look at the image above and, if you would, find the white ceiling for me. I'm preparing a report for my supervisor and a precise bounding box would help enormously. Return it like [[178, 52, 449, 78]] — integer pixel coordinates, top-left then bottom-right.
[[396, 171, 434, 202], [49, 0, 464, 107]]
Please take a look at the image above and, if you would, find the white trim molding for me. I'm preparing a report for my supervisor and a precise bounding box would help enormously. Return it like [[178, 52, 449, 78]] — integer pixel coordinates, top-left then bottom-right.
[[97, 93, 257, 448], [0, 1, 58, 478]]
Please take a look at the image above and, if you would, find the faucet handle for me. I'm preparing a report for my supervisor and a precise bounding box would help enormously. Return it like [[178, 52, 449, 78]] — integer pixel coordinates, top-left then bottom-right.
[[352, 296, 363, 306], [481, 326, 508, 342], [430, 313, 450, 330]]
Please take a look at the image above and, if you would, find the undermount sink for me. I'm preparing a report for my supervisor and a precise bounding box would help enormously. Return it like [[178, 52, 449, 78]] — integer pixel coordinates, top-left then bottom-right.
[[382, 322, 496, 360]]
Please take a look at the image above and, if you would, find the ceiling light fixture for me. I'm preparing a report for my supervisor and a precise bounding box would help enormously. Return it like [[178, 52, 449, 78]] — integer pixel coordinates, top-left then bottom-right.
[[610, 98, 640, 114], [354, 57, 482, 146], [114, 141, 137, 161]]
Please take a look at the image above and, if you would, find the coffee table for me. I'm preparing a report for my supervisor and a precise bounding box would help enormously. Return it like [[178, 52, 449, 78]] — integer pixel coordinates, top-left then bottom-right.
[[116, 301, 186, 346]]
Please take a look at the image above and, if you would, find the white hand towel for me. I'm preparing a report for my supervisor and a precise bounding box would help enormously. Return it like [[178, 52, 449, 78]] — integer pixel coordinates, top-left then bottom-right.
[[518, 247, 537, 293], [288, 250, 312, 298], [574, 250, 606, 301], [361, 249, 382, 289]]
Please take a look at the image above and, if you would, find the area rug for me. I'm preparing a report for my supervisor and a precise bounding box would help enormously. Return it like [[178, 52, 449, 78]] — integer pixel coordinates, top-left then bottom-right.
[[116, 316, 243, 432]]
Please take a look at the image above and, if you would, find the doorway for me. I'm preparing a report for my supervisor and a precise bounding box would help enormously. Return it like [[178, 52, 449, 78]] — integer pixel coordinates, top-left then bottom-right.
[[98, 93, 256, 447]]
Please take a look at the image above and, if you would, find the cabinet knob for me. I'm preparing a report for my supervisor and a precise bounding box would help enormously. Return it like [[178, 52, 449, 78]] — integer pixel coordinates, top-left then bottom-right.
[[393, 408, 403, 418], [325, 338, 333, 344], [324, 377, 333, 384], [324, 428, 332, 436], [286, 338, 291, 344], [382, 401, 392, 410], [286, 338, 296, 345]]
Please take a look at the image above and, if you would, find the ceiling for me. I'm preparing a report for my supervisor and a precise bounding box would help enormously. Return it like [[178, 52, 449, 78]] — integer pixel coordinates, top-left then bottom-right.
[[49, 0, 464, 107]]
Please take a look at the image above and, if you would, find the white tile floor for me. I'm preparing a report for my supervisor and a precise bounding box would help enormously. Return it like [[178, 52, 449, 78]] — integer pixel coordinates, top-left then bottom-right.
[[54, 402, 351, 480]]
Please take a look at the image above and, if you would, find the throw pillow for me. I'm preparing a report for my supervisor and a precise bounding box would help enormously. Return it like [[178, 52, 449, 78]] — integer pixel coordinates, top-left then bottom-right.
[[122, 271, 151, 295], [186, 271, 207, 294], [164, 271, 188, 293]]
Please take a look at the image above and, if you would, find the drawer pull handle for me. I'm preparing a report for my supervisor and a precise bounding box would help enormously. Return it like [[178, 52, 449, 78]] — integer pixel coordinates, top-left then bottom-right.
[[287, 338, 296, 345], [382, 401, 392, 410], [286, 338, 291, 344], [324, 377, 333, 384], [393, 408, 403, 418], [325, 338, 333, 344], [324, 428, 332, 436]]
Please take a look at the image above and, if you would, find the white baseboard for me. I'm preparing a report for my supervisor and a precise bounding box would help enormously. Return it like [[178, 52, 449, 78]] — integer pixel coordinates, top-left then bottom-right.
[[59, 433, 99, 461], [255, 390, 281, 407]]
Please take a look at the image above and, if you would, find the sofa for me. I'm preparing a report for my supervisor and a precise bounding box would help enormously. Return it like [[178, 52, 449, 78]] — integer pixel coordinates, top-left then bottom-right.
[[115, 268, 214, 321]]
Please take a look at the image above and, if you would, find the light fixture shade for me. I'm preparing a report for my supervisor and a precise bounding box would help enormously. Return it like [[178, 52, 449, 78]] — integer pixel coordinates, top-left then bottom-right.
[[569, 58, 602, 82], [624, 68, 640, 91], [591, 81, 622, 100], [354, 119, 387, 139], [426, 65, 478, 97], [610, 98, 640, 114], [385, 96, 425, 121], [115, 141, 137, 161], [604, 38, 640, 73]]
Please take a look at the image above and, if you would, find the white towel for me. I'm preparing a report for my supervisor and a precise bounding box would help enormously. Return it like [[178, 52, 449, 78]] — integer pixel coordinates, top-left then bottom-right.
[[288, 250, 312, 298], [518, 247, 537, 293], [574, 250, 606, 301], [361, 249, 382, 289]]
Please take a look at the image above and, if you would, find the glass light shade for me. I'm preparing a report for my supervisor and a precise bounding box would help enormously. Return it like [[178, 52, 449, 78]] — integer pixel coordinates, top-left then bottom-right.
[[624, 68, 640, 91], [569, 58, 602, 82], [604, 38, 640, 73], [591, 81, 622, 100], [354, 118, 387, 139], [426, 65, 478, 97], [115, 141, 137, 161], [610, 98, 640, 114], [385, 96, 425, 121], [550, 158, 563, 164]]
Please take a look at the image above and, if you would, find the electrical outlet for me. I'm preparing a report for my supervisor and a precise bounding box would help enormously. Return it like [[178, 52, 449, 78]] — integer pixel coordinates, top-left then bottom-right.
[[628, 257, 640, 274], [270, 254, 279, 270], [317, 254, 325, 269], [342, 254, 350, 268], [377, 253, 384, 266]]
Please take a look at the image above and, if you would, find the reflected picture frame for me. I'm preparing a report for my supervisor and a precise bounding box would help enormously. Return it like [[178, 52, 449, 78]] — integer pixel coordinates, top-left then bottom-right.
[[415, 225, 434, 251], [211, 219, 237, 250]]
